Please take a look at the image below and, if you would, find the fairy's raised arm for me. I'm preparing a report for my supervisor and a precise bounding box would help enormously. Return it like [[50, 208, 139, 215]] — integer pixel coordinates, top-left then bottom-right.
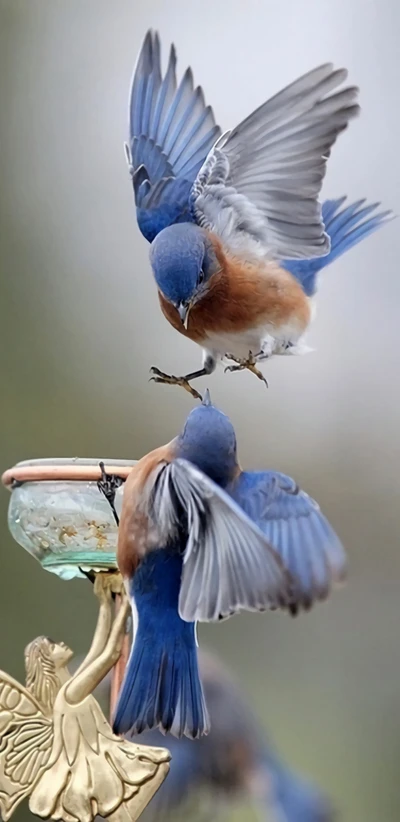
[[65, 578, 130, 706]]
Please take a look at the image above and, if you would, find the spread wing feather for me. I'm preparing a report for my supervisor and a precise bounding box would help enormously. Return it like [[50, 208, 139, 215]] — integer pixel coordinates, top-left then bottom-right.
[[126, 30, 221, 242], [150, 459, 293, 622], [191, 65, 359, 260]]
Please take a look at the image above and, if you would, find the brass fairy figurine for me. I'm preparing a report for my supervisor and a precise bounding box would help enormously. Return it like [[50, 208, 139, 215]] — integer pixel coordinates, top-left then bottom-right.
[[0, 573, 170, 822]]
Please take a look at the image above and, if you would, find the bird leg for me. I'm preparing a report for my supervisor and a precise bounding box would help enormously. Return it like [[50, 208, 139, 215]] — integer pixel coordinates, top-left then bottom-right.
[[149, 353, 217, 401], [224, 352, 269, 388], [149, 366, 207, 401], [97, 462, 124, 526]]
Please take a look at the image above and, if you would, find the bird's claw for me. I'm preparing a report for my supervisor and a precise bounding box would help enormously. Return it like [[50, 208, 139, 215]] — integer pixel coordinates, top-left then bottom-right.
[[149, 367, 203, 401], [97, 462, 123, 525], [224, 353, 268, 388]]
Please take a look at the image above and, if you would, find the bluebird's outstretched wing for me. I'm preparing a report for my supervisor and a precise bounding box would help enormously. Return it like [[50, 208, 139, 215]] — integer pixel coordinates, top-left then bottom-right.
[[151, 458, 293, 622], [282, 196, 395, 295], [126, 30, 221, 242], [191, 65, 359, 260], [229, 471, 346, 614]]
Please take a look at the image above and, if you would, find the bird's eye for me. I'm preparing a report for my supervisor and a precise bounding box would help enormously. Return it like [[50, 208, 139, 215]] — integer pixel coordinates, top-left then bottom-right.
[[198, 269, 205, 285]]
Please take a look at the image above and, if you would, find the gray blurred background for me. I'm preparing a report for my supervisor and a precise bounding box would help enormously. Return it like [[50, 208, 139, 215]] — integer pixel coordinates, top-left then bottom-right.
[[0, 0, 399, 820]]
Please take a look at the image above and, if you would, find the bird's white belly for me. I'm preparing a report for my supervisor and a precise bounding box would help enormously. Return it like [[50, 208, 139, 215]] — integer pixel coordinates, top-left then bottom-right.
[[203, 318, 305, 361], [203, 328, 265, 359]]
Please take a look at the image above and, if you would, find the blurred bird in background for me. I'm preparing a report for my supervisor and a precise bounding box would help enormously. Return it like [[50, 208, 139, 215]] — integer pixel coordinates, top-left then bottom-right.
[[91, 650, 335, 822], [113, 392, 346, 739], [124, 31, 390, 399], [135, 651, 336, 822]]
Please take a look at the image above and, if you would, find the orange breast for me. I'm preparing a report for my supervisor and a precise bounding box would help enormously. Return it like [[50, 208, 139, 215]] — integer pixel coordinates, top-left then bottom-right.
[[158, 238, 311, 341], [117, 443, 174, 579]]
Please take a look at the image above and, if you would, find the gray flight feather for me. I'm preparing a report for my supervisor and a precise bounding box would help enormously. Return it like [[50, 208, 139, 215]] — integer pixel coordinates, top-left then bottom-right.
[[151, 459, 293, 622], [191, 63, 360, 261]]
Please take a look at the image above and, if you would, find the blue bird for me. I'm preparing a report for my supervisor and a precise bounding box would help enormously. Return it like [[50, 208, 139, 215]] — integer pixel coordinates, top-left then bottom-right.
[[125, 31, 392, 397], [113, 392, 346, 738], [128, 650, 336, 822]]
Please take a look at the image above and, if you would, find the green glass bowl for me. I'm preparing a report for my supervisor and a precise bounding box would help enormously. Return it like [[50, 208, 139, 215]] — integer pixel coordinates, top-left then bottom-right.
[[2, 458, 136, 580]]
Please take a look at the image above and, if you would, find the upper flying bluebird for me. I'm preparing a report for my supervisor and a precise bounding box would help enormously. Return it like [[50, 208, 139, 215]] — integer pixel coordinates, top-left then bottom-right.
[[130, 650, 335, 822], [125, 31, 392, 398], [113, 392, 345, 739]]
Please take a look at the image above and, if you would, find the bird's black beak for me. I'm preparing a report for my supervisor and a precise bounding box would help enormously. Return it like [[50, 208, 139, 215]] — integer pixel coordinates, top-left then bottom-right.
[[202, 388, 212, 407], [178, 302, 191, 330]]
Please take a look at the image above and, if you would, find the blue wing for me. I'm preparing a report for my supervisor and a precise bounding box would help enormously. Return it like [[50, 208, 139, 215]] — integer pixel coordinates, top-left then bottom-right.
[[150, 458, 293, 622], [126, 30, 221, 242], [282, 197, 394, 295], [229, 471, 347, 614]]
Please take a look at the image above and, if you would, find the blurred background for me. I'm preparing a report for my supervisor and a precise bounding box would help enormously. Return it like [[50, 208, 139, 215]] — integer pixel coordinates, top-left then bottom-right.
[[0, 0, 399, 820]]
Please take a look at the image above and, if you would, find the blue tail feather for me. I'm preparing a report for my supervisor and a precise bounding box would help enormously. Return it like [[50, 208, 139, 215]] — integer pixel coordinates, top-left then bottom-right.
[[318, 196, 347, 225], [113, 546, 209, 739], [282, 196, 393, 296]]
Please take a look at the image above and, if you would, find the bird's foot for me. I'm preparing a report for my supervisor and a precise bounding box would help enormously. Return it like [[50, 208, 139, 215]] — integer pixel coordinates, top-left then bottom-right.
[[97, 462, 124, 525], [149, 367, 203, 401], [224, 352, 268, 388]]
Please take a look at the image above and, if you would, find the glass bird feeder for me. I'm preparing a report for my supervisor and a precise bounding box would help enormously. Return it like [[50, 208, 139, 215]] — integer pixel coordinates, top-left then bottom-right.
[[1, 457, 136, 579]]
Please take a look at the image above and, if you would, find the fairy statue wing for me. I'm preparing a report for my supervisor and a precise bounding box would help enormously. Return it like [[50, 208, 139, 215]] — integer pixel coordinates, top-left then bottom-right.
[[126, 30, 221, 242], [0, 672, 53, 820], [191, 65, 359, 260]]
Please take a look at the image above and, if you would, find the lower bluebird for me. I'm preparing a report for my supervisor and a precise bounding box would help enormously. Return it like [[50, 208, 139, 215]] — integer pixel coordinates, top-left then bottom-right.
[[113, 393, 346, 739]]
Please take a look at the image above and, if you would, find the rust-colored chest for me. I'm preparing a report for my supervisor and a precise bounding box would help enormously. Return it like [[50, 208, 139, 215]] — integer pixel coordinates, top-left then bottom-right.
[[117, 445, 173, 578], [157, 255, 310, 341]]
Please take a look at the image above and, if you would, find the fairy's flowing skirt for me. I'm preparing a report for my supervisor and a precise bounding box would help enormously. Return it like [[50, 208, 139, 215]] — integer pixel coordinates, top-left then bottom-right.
[[29, 696, 170, 822]]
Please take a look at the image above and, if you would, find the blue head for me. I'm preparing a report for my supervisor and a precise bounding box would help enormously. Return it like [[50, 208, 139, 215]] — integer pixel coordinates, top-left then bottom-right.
[[149, 223, 219, 327], [177, 391, 238, 486]]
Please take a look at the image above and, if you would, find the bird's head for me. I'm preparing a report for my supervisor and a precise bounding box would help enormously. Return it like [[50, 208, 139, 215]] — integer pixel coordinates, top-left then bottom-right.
[[150, 223, 220, 328], [177, 390, 238, 485]]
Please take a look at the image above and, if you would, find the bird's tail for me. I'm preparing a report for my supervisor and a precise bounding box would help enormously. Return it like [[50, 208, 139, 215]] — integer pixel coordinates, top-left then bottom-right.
[[283, 197, 393, 296], [255, 751, 335, 822], [113, 547, 209, 740]]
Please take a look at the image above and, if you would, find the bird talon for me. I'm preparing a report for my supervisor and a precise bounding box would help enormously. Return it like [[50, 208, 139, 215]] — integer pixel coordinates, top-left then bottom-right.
[[149, 367, 168, 379], [97, 462, 123, 525], [224, 354, 268, 388], [149, 368, 203, 401], [224, 364, 240, 374], [225, 354, 243, 366], [247, 364, 269, 388]]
